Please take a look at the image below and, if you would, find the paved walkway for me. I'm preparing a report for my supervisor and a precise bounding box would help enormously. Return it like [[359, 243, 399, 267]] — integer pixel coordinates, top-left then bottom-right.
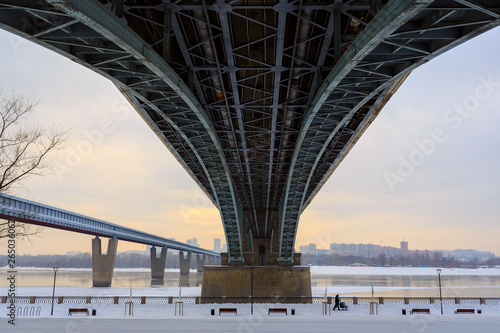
[[1, 315, 499, 333]]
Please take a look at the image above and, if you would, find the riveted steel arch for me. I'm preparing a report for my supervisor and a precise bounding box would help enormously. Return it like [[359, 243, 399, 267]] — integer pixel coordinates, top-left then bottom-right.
[[0, 0, 244, 261], [278, 0, 500, 261]]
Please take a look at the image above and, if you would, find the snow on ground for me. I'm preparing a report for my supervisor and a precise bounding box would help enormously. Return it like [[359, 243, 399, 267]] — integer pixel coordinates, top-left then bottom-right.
[[1, 266, 499, 332], [1, 293, 499, 318], [1, 302, 500, 332], [1, 316, 500, 333], [310, 266, 500, 276]]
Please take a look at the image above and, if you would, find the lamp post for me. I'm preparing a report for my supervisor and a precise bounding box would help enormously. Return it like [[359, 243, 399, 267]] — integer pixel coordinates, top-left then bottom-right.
[[51, 267, 58, 316], [436, 268, 443, 315], [251, 267, 254, 315]]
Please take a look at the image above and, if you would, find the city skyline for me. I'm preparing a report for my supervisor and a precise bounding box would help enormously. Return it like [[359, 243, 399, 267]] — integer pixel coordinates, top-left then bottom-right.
[[0, 27, 499, 256]]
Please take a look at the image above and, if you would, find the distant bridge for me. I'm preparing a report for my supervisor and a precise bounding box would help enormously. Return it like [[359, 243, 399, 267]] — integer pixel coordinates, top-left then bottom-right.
[[0, 192, 218, 286], [0, 193, 218, 256]]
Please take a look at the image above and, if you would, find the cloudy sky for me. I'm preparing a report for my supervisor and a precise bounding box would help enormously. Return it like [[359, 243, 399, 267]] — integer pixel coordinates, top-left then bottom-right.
[[1, 26, 499, 256]]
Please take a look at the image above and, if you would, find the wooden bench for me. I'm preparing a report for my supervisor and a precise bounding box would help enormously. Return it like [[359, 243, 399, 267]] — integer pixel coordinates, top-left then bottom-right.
[[68, 308, 89, 316], [410, 309, 430, 315], [268, 308, 287, 315], [219, 308, 237, 315], [455, 309, 475, 314]]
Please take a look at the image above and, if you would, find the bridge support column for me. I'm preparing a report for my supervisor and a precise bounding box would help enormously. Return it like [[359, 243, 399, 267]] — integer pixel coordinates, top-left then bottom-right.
[[196, 254, 206, 272], [92, 237, 118, 287], [179, 251, 192, 275], [207, 256, 216, 265], [150, 246, 167, 286], [201, 266, 312, 301]]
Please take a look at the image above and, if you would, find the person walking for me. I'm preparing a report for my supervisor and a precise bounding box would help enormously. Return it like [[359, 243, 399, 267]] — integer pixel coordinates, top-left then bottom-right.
[[333, 294, 340, 311]]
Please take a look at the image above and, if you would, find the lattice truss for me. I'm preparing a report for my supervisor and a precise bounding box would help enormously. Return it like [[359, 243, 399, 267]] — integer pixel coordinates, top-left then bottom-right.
[[107, 0, 381, 252], [0, 0, 498, 262]]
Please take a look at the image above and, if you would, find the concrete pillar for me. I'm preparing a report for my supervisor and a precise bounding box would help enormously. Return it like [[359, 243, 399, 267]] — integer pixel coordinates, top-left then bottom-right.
[[150, 246, 167, 286], [180, 274, 190, 287], [92, 237, 118, 287], [196, 254, 206, 272], [207, 256, 216, 265], [179, 251, 192, 275]]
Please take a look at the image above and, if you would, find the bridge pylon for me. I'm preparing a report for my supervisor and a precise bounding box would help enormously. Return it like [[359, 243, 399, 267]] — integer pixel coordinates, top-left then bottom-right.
[[179, 251, 192, 275], [150, 246, 167, 286], [92, 237, 118, 287], [202, 237, 311, 300]]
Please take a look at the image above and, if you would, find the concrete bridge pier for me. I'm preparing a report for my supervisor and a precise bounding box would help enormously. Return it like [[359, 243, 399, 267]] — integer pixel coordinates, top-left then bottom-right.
[[92, 237, 118, 287], [150, 246, 167, 286], [207, 256, 216, 265], [196, 254, 206, 272], [179, 251, 192, 275]]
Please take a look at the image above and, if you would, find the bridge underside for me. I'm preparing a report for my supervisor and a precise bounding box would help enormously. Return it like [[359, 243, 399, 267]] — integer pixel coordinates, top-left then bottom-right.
[[0, 0, 498, 266]]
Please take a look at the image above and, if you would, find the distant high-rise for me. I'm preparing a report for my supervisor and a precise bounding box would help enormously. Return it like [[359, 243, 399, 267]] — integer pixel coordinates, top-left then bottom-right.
[[307, 243, 317, 255], [401, 240, 409, 251], [186, 237, 199, 247], [214, 238, 221, 253]]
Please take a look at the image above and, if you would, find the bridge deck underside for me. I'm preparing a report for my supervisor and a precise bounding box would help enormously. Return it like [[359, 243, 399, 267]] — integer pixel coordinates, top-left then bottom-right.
[[0, 0, 498, 262]]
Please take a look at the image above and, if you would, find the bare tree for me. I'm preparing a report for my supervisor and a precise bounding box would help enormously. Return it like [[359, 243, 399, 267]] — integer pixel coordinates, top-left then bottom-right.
[[1, 89, 68, 239]]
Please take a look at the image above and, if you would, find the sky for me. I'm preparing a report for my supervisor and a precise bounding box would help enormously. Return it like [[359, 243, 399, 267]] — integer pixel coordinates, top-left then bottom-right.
[[0, 26, 499, 256]]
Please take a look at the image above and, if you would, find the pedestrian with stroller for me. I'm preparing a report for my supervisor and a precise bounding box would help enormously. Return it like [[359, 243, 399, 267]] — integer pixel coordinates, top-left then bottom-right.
[[333, 294, 340, 311]]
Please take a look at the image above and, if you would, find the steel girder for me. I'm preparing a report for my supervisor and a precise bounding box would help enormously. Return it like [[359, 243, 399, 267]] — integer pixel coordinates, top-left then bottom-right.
[[0, 0, 244, 262], [152, 1, 377, 246], [0, 193, 220, 256], [278, 0, 500, 261]]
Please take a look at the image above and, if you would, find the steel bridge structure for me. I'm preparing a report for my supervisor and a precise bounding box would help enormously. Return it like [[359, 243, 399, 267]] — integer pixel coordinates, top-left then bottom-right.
[[0, 0, 498, 264], [0, 193, 218, 256]]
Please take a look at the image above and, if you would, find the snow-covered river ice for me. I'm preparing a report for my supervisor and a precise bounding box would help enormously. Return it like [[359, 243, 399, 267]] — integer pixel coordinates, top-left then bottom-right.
[[2, 266, 500, 297]]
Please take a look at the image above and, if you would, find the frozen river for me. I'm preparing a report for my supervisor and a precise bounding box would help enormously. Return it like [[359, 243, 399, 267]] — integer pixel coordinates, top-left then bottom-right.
[[1, 266, 500, 298]]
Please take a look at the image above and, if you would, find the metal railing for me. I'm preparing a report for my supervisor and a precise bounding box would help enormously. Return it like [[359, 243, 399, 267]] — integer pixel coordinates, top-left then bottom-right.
[[3, 296, 499, 305]]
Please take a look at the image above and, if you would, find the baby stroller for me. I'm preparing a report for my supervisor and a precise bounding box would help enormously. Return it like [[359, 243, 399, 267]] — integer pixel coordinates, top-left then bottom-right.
[[339, 301, 348, 310]]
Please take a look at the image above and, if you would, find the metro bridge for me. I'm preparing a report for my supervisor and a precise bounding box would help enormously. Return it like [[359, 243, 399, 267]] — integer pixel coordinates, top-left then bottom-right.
[[0, 193, 219, 286], [0, 0, 498, 296]]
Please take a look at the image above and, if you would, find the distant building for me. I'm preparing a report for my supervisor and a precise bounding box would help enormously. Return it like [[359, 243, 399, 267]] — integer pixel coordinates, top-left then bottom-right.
[[186, 238, 199, 247], [348, 243, 357, 252], [298, 244, 318, 255], [307, 243, 317, 255], [325, 241, 496, 261], [214, 238, 221, 253], [221, 243, 227, 252], [330, 243, 340, 251], [316, 249, 330, 255], [441, 249, 495, 262]]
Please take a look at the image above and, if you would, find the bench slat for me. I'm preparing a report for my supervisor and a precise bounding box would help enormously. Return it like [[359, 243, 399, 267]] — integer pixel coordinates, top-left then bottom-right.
[[68, 308, 89, 316], [219, 308, 237, 315], [268, 308, 287, 315]]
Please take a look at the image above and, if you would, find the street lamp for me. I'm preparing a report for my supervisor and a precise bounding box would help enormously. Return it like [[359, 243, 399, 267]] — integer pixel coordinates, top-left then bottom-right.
[[51, 267, 58, 316], [250, 267, 254, 315], [436, 268, 443, 315]]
